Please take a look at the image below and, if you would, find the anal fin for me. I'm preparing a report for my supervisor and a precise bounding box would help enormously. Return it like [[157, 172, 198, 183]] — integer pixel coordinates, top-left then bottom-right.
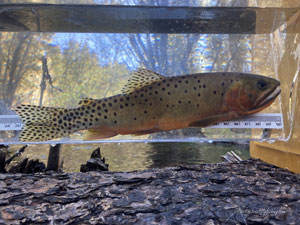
[[84, 128, 117, 140], [131, 128, 162, 136]]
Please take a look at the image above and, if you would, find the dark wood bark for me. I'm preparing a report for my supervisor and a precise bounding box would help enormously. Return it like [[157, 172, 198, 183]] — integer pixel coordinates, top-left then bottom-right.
[[0, 159, 299, 224]]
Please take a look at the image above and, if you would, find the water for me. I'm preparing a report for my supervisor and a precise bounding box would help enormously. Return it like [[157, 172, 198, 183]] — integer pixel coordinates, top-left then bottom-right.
[[8, 142, 249, 172]]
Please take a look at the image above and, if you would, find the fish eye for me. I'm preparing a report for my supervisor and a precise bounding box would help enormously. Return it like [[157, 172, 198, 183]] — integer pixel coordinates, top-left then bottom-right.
[[257, 80, 268, 90]]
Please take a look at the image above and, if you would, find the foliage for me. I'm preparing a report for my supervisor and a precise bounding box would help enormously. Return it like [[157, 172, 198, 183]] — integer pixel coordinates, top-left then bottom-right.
[[46, 39, 129, 108], [0, 32, 53, 107]]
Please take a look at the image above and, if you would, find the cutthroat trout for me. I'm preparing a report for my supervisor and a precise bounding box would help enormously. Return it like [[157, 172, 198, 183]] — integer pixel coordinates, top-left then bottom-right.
[[15, 69, 280, 142]]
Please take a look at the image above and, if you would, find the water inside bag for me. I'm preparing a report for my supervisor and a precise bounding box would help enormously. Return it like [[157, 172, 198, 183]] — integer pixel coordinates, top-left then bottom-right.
[[0, 0, 299, 145]]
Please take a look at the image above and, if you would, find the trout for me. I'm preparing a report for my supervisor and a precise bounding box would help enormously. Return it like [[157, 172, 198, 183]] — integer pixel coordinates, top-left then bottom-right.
[[15, 69, 281, 142]]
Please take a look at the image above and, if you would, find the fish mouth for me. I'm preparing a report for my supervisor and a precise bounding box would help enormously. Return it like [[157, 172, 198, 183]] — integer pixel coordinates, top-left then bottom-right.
[[255, 85, 281, 108]]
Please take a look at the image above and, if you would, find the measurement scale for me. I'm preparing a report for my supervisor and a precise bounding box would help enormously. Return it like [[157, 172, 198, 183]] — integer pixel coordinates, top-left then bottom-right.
[[0, 113, 283, 131], [208, 113, 283, 129]]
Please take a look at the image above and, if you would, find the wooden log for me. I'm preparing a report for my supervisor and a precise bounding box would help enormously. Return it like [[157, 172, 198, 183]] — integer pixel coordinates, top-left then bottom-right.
[[0, 159, 299, 224]]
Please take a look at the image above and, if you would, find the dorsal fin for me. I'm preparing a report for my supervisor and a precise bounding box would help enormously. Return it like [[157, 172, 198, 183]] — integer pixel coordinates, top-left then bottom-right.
[[78, 98, 95, 106], [122, 68, 165, 95]]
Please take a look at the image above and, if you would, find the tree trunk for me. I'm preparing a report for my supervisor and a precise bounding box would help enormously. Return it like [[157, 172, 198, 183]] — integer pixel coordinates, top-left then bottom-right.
[[0, 159, 299, 224]]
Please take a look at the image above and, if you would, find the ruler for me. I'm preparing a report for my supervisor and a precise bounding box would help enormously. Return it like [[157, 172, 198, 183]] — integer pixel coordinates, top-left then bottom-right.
[[0, 113, 283, 131], [207, 113, 283, 129], [0, 115, 23, 131]]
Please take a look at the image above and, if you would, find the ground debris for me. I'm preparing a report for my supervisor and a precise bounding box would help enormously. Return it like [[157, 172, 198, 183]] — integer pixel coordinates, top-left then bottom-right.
[[0, 159, 300, 224], [80, 147, 109, 172]]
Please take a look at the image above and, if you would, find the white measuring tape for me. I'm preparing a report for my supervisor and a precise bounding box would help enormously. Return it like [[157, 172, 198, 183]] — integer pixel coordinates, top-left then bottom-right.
[[0, 115, 23, 130], [0, 113, 283, 131], [207, 113, 283, 129]]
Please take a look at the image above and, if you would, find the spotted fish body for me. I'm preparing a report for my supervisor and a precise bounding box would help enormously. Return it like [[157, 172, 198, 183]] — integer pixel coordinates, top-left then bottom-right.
[[15, 69, 280, 142]]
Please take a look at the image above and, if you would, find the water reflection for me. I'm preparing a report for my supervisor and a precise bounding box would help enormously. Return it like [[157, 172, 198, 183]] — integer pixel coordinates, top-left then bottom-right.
[[8, 142, 249, 172]]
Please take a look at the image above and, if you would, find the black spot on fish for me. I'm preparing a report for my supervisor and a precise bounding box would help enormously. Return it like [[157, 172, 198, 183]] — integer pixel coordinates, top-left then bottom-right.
[[105, 109, 108, 113], [155, 91, 158, 94], [179, 80, 182, 83], [134, 117, 137, 120], [114, 99, 117, 103], [160, 98, 163, 101], [120, 105, 124, 109], [185, 80, 188, 84], [144, 110, 147, 114], [97, 106, 101, 110], [114, 112, 117, 116], [166, 104, 169, 108], [126, 97, 130, 100], [198, 80, 201, 83], [98, 113, 102, 116], [102, 103, 106, 107], [109, 103, 112, 107], [184, 90, 187, 93], [213, 91, 216, 94], [203, 84, 206, 88], [104, 116, 107, 119], [175, 84, 178, 88], [178, 101, 181, 104], [114, 121, 117, 124], [168, 92, 171, 95], [162, 88, 165, 91], [198, 93, 201, 97], [120, 98, 123, 102], [222, 82, 225, 86], [188, 101, 191, 104]]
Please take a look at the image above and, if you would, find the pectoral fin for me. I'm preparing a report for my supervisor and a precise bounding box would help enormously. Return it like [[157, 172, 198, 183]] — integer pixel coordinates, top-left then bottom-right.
[[189, 114, 233, 127]]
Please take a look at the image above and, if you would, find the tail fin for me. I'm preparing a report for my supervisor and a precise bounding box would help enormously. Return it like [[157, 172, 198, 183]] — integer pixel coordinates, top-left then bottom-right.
[[14, 105, 75, 142]]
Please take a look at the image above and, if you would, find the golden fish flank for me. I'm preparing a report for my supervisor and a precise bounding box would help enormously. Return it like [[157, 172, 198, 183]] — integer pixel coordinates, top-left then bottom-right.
[[15, 69, 281, 142]]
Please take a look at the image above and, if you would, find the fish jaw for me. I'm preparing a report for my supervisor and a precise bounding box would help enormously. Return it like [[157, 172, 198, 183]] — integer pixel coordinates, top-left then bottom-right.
[[222, 78, 281, 116], [244, 86, 281, 115]]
